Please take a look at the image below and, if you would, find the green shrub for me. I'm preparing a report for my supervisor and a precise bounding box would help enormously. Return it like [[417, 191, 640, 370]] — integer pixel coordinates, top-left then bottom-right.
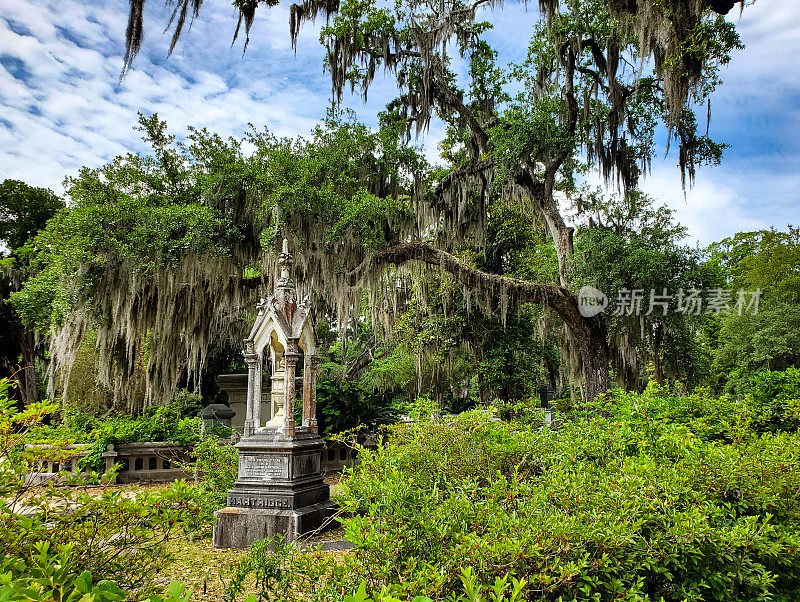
[[233, 387, 800, 602], [0, 542, 127, 602], [0, 378, 203, 597], [742, 367, 800, 433], [189, 436, 238, 518]]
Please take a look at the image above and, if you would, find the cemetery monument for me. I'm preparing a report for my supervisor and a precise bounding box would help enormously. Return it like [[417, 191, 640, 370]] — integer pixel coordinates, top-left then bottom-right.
[[213, 240, 332, 548]]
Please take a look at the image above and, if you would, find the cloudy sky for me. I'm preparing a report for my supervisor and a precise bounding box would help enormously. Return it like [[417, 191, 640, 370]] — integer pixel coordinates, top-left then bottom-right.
[[0, 0, 798, 245]]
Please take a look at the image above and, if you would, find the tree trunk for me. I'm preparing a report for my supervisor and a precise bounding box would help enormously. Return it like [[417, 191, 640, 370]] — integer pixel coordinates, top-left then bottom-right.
[[18, 327, 38, 405], [652, 322, 664, 385]]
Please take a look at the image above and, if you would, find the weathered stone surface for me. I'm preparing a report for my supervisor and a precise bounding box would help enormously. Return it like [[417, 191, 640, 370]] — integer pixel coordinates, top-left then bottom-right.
[[213, 426, 333, 546], [217, 373, 271, 431], [213, 501, 335, 549]]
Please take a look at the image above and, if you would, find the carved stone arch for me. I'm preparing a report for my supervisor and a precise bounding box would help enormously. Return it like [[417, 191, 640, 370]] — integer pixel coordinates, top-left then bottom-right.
[[297, 318, 317, 357], [251, 314, 288, 358], [241, 239, 321, 438]]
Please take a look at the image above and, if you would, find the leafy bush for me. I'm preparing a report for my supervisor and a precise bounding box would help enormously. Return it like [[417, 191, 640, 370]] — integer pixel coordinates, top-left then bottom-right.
[[316, 376, 398, 437], [224, 385, 800, 602], [742, 367, 800, 433], [189, 436, 238, 519], [336, 395, 800, 600], [0, 378, 203, 598], [1, 542, 127, 602]]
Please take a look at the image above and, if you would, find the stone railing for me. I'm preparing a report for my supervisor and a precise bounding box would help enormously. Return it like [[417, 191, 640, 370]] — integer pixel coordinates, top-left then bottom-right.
[[24, 443, 93, 486], [23, 441, 194, 487], [102, 442, 192, 484], [26, 436, 373, 485]]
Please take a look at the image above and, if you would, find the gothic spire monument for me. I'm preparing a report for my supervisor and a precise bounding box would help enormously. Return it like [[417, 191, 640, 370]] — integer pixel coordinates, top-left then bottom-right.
[[213, 239, 333, 549]]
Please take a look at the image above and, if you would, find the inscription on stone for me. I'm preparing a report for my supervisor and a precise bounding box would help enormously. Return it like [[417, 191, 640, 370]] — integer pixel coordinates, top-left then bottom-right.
[[240, 455, 289, 479], [228, 494, 291, 509]]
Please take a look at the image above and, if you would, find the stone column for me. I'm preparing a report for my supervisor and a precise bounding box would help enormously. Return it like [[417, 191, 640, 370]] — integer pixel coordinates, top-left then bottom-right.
[[252, 353, 263, 429], [282, 344, 299, 438], [308, 355, 321, 435], [243, 348, 259, 437], [302, 354, 311, 428]]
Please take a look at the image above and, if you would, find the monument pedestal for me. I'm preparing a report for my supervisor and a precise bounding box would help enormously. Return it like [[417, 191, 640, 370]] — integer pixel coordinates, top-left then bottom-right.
[[213, 427, 334, 549]]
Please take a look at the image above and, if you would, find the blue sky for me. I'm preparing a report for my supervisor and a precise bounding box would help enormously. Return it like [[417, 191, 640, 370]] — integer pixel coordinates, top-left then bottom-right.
[[0, 0, 798, 245]]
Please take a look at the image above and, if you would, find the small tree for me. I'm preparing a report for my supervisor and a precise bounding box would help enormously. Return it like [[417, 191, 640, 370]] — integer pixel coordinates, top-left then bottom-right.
[[0, 180, 64, 405]]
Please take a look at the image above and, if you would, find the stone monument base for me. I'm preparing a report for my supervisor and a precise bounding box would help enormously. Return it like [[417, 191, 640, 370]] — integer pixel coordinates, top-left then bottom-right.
[[213, 500, 335, 549], [212, 427, 334, 549]]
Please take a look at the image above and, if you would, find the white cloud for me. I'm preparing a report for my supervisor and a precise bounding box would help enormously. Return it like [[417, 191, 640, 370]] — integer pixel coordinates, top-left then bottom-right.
[[0, 0, 798, 248], [639, 166, 769, 246], [605, 2, 800, 244], [0, 0, 336, 191]]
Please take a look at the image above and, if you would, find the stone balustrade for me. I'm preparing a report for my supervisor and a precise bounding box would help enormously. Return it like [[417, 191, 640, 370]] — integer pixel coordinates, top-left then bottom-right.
[[102, 442, 191, 484], [23, 441, 192, 486], [24, 443, 93, 486], [320, 436, 379, 473]]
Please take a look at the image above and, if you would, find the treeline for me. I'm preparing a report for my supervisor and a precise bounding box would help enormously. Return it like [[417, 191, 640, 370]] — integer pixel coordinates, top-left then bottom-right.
[[2, 153, 798, 426]]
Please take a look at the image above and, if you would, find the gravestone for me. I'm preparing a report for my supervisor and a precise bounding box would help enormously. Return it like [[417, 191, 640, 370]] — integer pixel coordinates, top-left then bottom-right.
[[199, 404, 236, 437], [537, 385, 555, 409], [538, 384, 556, 426], [213, 240, 332, 549]]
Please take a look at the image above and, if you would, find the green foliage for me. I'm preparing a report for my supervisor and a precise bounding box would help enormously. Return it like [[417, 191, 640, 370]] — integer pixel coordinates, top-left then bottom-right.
[[313, 318, 401, 437], [0, 543, 193, 602], [707, 227, 800, 391], [574, 191, 715, 388], [344, 568, 526, 602], [143, 580, 193, 602], [742, 368, 800, 433], [316, 376, 398, 437], [224, 538, 295, 602], [190, 437, 238, 511], [312, 388, 800, 601], [0, 378, 202, 597], [26, 392, 204, 472], [0, 542, 127, 602], [0, 180, 64, 253], [489, 96, 574, 185]]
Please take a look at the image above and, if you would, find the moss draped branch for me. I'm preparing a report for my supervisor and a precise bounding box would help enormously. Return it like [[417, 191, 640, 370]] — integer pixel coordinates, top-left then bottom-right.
[[372, 241, 580, 318]]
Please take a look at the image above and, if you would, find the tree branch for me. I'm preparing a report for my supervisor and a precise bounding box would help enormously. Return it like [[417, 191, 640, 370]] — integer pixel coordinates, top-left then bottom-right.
[[372, 240, 581, 320]]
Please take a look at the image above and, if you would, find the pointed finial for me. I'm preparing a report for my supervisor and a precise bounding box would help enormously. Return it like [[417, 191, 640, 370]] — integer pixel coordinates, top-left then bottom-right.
[[277, 238, 294, 287]]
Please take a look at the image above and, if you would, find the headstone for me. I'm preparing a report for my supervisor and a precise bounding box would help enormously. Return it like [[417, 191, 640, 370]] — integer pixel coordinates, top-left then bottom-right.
[[538, 384, 556, 426], [213, 239, 332, 549], [199, 403, 236, 437], [537, 384, 555, 409]]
